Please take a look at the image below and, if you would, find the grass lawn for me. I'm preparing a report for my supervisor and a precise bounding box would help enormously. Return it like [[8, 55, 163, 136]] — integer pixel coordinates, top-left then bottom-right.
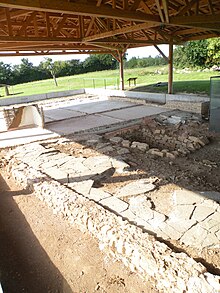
[[0, 66, 219, 99]]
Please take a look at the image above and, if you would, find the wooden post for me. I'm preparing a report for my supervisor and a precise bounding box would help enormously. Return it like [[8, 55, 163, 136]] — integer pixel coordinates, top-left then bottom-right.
[[168, 42, 173, 94], [119, 52, 125, 90]]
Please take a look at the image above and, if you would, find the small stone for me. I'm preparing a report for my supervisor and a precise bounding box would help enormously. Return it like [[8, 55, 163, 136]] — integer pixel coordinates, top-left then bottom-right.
[[117, 148, 130, 155], [166, 152, 176, 160], [109, 136, 123, 144], [131, 142, 149, 152], [121, 139, 131, 148], [148, 149, 164, 157]]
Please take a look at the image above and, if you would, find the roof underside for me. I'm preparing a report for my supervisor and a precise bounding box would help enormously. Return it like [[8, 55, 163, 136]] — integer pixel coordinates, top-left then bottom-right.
[[0, 0, 219, 57]]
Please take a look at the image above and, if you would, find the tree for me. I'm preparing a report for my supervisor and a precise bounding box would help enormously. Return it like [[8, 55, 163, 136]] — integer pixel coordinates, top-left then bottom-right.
[[83, 54, 117, 72], [207, 38, 220, 67], [174, 40, 208, 68], [0, 62, 13, 84], [41, 57, 58, 86]]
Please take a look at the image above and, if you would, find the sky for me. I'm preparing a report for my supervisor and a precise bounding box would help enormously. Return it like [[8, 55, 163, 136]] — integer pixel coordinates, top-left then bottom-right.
[[0, 45, 169, 66]]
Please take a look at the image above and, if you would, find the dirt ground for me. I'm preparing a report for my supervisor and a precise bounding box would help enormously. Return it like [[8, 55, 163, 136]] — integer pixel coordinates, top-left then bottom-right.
[[0, 169, 157, 293]]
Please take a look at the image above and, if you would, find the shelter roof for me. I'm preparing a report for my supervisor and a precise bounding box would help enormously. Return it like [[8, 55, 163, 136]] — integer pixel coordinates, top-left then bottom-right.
[[0, 0, 219, 57]]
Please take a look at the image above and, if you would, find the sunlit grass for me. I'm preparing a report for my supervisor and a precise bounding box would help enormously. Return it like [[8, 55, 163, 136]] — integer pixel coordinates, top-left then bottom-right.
[[0, 66, 219, 98]]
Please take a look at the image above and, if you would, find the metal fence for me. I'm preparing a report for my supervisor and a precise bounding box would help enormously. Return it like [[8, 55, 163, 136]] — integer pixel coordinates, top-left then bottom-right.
[[210, 76, 220, 132]]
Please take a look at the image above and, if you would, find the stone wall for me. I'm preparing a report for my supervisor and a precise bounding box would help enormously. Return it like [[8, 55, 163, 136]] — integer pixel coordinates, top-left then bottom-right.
[[7, 155, 220, 293], [105, 114, 210, 159]]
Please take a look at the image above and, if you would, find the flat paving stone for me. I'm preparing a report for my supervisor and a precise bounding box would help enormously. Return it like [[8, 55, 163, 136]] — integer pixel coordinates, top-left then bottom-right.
[[46, 166, 69, 184], [116, 179, 156, 198], [44, 108, 85, 121], [166, 219, 196, 234], [67, 179, 94, 195], [191, 205, 215, 222], [88, 188, 112, 202], [180, 224, 209, 247], [173, 190, 204, 205], [102, 105, 168, 120], [158, 223, 182, 240], [169, 205, 195, 220], [46, 114, 122, 135], [100, 196, 128, 214], [59, 100, 137, 114], [0, 127, 58, 148]]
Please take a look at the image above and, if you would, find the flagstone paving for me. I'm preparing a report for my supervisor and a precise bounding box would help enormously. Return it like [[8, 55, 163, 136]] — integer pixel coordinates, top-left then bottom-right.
[[11, 139, 220, 250]]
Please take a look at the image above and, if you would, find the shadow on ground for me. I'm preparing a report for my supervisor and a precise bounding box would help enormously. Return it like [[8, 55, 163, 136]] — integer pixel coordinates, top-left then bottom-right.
[[0, 174, 72, 293]]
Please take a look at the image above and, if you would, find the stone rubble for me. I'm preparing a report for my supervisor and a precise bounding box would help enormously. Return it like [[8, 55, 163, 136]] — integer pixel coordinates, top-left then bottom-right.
[[104, 111, 210, 159]]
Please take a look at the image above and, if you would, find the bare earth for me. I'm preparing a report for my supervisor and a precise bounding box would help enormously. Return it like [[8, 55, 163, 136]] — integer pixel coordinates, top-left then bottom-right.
[[0, 169, 156, 293]]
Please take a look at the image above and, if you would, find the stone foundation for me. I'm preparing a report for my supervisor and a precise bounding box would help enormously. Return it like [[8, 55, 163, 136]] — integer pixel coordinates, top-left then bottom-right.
[[7, 154, 220, 293]]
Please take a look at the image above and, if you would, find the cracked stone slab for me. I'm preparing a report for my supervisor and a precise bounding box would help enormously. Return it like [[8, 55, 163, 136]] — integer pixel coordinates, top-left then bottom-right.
[[173, 190, 204, 205], [201, 233, 220, 248], [67, 180, 94, 195], [129, 197, 154, 221], [147, 211, 166, 228], [83, 155, 112, 170], [158, 223, 182, 240], [180, 224, 209, 247], [191, 205, 216, 222], [88, 188, 112, 202], [169, 205, 195, 220], [166, 219, 196, 234], [199, 212, 220, 230], [99, 196, 128, 214], [116, 179, 156, 198]]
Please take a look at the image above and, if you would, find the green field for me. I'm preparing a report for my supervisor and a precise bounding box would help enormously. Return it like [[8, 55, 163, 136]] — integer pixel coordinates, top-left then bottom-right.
[[1, 66, 219, 98]]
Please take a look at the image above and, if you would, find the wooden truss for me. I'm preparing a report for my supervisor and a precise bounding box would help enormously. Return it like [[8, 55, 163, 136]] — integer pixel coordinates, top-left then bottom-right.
[[0, 0, 218, 57]]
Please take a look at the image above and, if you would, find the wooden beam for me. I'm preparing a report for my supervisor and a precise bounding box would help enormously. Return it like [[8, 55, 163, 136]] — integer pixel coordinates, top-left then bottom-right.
[[83, 22, 159, 42], [130, 0, 142, 11], [17, 12, 36, 36], [162, 0, 169, 23], [0, 35, 83, 43], [0, 0, 161, 23], [155, 0, 165, 23], [154, 45, 169, 62], [54, 15, 67, 36], [0, 50, 111, 57], [0, 9, 30, 22], [119, 51, 125, 90], [177, 0, 199, 16], [171, 14, 220, 25], [5, 8, 12, 36], [94, 38, 170, 44], [168, 42, 173, 94]]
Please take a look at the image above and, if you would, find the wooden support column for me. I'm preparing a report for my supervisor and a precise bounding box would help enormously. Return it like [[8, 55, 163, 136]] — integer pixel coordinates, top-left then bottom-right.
[[168, 42, 173, 94], [119, 51, 125, 90]]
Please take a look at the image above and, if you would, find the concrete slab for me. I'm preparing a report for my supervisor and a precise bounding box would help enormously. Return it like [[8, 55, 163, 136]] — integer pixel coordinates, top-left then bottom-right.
[[44, 108, 85, 121], [0, 127, 58, 148], [102, 105, 168, 120], [59, 100, 137, 114], [46, 114, 122, 135]]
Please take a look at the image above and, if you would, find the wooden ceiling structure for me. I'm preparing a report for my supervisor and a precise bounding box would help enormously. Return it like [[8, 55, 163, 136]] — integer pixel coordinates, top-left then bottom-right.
[[0, 0, 219, 92]]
